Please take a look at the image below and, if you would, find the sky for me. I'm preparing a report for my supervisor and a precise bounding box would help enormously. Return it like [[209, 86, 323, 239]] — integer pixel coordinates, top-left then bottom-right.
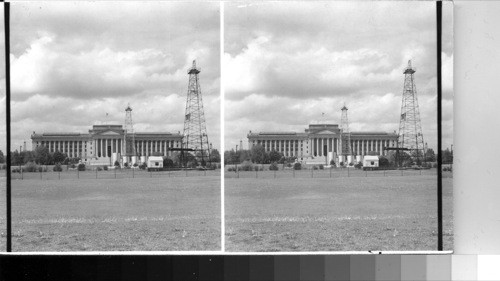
[[8, 2, 220, 153], [224, 1, 453, 152]]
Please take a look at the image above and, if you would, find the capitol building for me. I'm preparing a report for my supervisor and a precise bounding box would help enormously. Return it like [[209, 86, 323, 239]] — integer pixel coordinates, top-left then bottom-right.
[[31, 124, 183, 165], [247, 122, 398, 165]]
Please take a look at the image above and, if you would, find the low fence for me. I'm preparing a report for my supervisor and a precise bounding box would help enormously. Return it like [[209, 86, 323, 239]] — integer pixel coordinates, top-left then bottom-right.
[[224, 168, 442, 179], [10, 168, 220, 180]]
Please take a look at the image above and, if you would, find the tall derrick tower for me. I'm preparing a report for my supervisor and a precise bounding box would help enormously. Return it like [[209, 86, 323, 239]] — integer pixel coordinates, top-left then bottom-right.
[[123, 104, 137, 163], [340, 104, 352, 162], [397, 60, 425, 165], [182, 60, 210, 166]]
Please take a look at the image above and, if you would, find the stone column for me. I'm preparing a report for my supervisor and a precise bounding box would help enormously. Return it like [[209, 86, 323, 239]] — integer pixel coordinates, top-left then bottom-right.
[[316, 138, 319, 156]]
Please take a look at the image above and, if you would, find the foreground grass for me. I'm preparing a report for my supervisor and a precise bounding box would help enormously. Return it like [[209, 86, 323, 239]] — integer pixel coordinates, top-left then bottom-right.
[[2, 175, 220, 251], [225, 175, 453, 252]]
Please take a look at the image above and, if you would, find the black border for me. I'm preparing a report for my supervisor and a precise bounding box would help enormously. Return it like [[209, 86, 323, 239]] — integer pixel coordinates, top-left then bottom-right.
[[4, 1, 11, 253], [436, 0, 443, 251]]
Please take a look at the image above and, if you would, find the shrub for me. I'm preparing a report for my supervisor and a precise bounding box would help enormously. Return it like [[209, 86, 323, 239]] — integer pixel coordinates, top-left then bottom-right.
[[133, 163, 139, 167], [293, 162, 302, 170], [70, 164, 76, 169], [269, 162, 279, 171], [163, 158, 174, 168], [313, 165, 319, 170], [114, 161, 120, 167], [103, 165, 108, 171], [329, 159, 335, 166], [97, 167, 102, 171], [124, 162, 129, 168], [240, 160, 253, 171], [319, 164, 324, 170], [253, 165, 260, 171], [78, 163, 86, 171], [12, 168, 21, 173], [354, 162, 363, 169], [25, 162, 38, 172], [139, 163, 147, 170], [53, 163, 63, 172], [38, 166, 47, 173], [339, 162, 344, 167], [227, 166, 235, 172]]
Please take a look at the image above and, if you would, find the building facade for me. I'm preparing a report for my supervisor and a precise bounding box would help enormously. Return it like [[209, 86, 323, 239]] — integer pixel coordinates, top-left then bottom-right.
[[31, 124, 183, 164], [247, 123, 398, 164]]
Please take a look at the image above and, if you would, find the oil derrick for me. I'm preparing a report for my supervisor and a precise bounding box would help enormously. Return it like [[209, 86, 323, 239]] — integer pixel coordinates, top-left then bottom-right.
[[340, 104, 352, 160], [182, 60, 210, 166], [397, 60, 425, 166], [123, 104, 137, 163]]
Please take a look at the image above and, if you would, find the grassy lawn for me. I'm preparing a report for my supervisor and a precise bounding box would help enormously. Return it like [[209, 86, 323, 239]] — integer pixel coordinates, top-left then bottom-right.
[[1, 172, 220, 252], [225, 172, 453, 252]]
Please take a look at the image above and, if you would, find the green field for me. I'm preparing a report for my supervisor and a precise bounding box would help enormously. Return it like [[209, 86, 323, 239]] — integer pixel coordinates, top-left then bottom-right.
[[0, 171, 220, 252], [225, 172, 453, 252]]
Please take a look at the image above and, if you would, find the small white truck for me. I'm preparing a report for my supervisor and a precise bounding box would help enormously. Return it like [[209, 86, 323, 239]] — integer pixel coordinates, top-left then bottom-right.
[[147, 156, 164, 171], [362, 155, 379, 171]]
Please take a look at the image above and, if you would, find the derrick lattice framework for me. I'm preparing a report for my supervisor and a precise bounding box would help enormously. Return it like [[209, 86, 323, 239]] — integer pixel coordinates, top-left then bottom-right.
[[182, 60, 210, 165], [124, 104, 137, 158], [340, 104, 352, 156], [397, 60, 425, 164]]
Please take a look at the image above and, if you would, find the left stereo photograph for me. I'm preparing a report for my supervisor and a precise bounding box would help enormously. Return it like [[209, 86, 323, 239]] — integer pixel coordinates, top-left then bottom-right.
[[3, 2, 221, 252]]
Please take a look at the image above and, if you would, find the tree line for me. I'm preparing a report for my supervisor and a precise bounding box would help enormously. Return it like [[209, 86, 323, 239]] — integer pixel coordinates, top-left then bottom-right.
[[0, 146, 221, 167], [223, 144, 450, 167]]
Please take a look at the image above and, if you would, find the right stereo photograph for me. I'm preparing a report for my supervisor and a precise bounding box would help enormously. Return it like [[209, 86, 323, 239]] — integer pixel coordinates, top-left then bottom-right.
[[224, 1, 453, 252]]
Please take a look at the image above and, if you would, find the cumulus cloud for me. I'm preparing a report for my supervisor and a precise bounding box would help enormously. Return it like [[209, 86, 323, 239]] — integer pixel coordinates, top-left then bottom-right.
[[224, 2, 453, 152], [9, 2, 220, 152]]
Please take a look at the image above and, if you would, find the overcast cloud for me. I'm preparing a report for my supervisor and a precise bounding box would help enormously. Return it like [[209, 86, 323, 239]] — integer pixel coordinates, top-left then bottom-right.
[[224, 1, 453, 152], [9, 2, 220, 152]]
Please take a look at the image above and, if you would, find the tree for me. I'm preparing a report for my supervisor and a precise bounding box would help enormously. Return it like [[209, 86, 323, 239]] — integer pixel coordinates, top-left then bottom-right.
[[223, 149, 239, 165], [268, 150, 283, 163], [238, 149, 251, 163], [442, 148, 453, 164], [163, 157, 174, 168], [379, 156, 390, 168], [34, 146, 52, 165], [53, 151, 65, 164], [20, 151, 35, 164], [179, 152, 198, 168], [209, 149, 221, 163], [425, 148, 436, 162], [11, 150, 21, 166], [250, 145, 267, 164]]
